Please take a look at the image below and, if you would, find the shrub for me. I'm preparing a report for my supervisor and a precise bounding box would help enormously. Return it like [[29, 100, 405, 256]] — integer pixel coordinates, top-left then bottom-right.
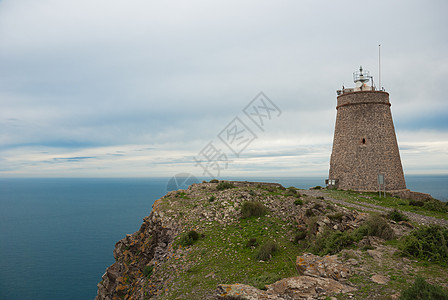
[[307, 217, 319, 236], [328, 212, 344, 222], [143, 265, 154, 278], [311, 230, 356, 255], [352, 224, 369, 241], [400, 225, 448, 264], [387, 209, 409, 222], [241, 201, 267, 219], [249, 190, 256, 196], [364, 214, 395, 240], [309, 215, 395, 255], [208, 195, 216, 202], [312, 186, 323, 190], [287, 187, 297, 195], [325, 231, 356, 254], [400, 276, 448, 300], [360, 244, 375, 251], [179, 230, 200, 246], [246, 238, 258, 248], [210, 179, 219, 183], [294, 199, 303, 206], [248, 273, 281, 290], [305, 208, 315, 217], [409, 198, 448, 213], [294, 230, 307, 243], [409, 199, 424, 207], [423, 199, 448, 213], [188, 230, 200, 240], [313, 203, 324, 210], [265, 186, 276, 192], [216, 181, 235, 191], [256, 241, 278, 261], [176, 191, 188, 199]]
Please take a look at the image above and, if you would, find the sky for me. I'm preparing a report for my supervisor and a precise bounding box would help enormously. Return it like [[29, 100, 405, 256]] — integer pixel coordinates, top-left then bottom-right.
[[0, 0, 447, 179]]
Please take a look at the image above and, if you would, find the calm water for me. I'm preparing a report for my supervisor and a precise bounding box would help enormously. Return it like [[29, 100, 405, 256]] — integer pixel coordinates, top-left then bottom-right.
[[0, 176, 446, 300]]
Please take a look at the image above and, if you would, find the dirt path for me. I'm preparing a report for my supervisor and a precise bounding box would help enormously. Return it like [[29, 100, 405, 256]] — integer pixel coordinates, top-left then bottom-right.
[[301, 189, 448, 227]]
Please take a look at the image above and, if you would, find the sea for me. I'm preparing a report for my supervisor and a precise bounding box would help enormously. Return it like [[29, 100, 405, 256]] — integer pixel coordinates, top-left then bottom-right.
[[0, 175, 447, 300]]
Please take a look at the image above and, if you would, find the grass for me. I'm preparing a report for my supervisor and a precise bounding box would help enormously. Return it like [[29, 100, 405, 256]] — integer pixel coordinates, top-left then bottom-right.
[[325, 189, 448, 220], [400, 276, 448, 299], [175, 191, 189, 199], [164, 216, 302, 299], [248, 273, 281, 290]]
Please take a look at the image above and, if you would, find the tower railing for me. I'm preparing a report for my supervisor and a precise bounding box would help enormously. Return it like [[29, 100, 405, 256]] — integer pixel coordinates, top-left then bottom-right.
[[353, 69, 371, 83]]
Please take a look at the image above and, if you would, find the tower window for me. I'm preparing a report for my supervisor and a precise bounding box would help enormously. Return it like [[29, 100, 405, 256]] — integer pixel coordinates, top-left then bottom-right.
[[362, 138, 366, 144]]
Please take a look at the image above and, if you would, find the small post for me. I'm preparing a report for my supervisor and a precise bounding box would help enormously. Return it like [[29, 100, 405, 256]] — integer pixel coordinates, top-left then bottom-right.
[[378, 174, 385, 198]]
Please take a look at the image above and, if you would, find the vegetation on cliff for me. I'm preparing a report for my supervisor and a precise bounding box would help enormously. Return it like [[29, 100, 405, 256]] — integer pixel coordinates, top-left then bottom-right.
[[96, 181, 448, 300]]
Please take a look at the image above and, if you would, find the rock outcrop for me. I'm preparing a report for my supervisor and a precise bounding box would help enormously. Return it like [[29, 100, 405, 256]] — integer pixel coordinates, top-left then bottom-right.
[[216, 252, 355, 299], [96, 212, 179, 299]]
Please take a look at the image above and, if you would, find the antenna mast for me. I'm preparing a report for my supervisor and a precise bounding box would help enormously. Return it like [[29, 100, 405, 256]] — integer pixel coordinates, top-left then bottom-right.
[[378, 44, 381, 90]]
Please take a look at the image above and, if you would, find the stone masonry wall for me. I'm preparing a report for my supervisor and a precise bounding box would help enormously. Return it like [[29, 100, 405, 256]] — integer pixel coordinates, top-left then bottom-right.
[[329, 91, 406, 191]]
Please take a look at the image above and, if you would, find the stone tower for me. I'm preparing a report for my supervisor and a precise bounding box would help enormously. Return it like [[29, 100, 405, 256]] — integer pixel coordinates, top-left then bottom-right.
[[328, 66, 406, 192]]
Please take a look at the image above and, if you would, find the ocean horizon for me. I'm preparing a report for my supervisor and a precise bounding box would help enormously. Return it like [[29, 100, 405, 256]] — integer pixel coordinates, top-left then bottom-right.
[[0, 175, 447, 300]]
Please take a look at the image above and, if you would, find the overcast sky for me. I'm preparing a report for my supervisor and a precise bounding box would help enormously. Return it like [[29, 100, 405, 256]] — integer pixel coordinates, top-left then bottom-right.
[[0, 0, 447, 178]]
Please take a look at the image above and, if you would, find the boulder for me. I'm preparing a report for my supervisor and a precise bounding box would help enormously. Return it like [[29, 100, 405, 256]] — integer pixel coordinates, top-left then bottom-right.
[[268, 276, 356, 299], [370, 274, 389, 285], [296, 253, 352, 280], [216, 283, 282, 299]]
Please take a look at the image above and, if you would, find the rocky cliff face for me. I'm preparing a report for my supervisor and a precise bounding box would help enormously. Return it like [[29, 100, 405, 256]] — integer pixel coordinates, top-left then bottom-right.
[[96, 194, 181, 299], [95, 181, 447, 300]]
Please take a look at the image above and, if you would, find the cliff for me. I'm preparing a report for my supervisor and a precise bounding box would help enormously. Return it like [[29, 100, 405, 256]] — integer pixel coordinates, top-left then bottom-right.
[[96, 181, 448, 300]]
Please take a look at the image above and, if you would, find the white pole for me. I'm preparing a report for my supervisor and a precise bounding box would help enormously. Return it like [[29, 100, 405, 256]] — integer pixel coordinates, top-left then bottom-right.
[[378, 44, 381, 90]]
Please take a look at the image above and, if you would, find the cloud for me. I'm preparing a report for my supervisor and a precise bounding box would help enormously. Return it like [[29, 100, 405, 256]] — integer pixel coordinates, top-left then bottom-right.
[[0, 0, 447, 177], [49, 157, 97, 163]]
